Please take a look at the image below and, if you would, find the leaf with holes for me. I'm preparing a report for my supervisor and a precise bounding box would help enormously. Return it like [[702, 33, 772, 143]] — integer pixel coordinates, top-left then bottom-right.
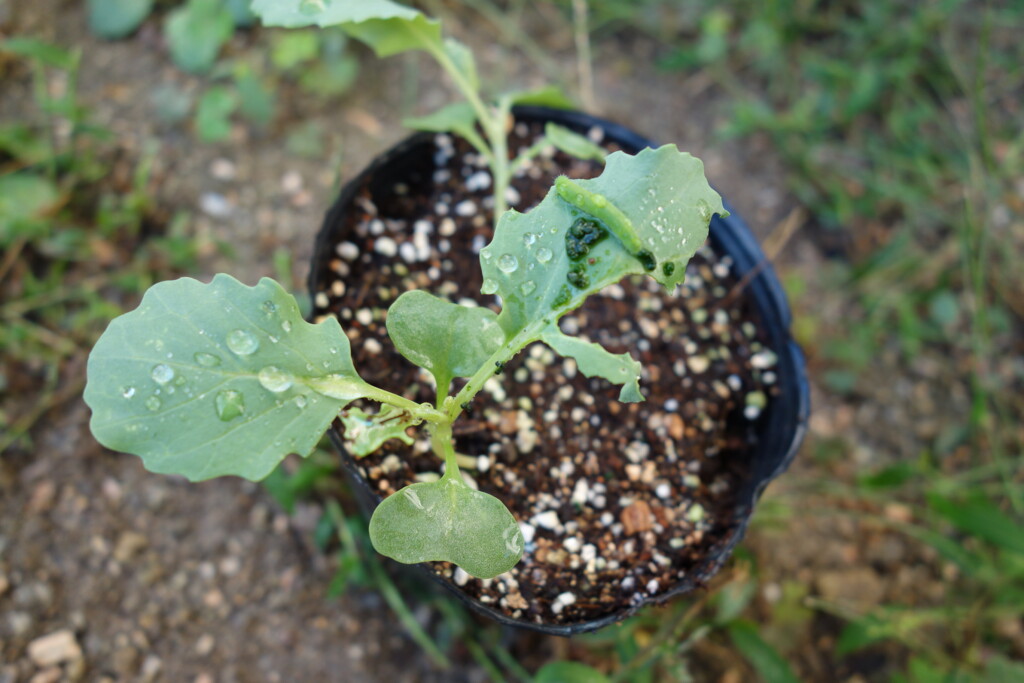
[[84, 274, 376, 481], [478, 144, 726, 399], [369, 475, 523, 578], [340, 404, 420, 457]]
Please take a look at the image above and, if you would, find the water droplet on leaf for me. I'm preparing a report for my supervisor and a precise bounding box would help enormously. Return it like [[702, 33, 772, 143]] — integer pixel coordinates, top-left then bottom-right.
[[261, 300, 277, 316], [536, 247, 553, 264], [258, 366, 293, 393], [215, 390, 245, 421], [497, 254, 518, 273], [151, 364, 175, 385], [520, 280, 537, 296], [480, 279, 498, 295], [194, 352, 221, 367], [294, 395, 308, 409], [281, 320, 292, 333], [121, 386, 136, 399], [523, 232, 537, 246], [145, 396, 161, 411], [226, 329, 259, 356]]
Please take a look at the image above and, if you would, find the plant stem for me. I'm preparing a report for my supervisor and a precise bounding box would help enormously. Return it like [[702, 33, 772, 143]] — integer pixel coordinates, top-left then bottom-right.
[[424, 41, 511, 229], [431, 422, 460, 479]]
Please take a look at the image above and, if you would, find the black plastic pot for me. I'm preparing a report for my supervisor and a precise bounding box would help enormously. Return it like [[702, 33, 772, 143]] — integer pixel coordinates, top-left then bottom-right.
[[309, 106, 809, 636]]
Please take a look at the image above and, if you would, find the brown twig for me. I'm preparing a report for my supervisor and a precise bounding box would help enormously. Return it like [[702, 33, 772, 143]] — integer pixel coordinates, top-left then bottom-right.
[[717, 206, 805, 310]]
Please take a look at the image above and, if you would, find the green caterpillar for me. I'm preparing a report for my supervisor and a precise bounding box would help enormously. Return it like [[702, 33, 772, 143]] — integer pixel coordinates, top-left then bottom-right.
[[555, 176, 644, 255]]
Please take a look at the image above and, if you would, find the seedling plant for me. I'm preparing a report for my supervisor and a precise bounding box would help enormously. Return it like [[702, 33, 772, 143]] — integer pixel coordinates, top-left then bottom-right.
[[84, 0, 728, 579]]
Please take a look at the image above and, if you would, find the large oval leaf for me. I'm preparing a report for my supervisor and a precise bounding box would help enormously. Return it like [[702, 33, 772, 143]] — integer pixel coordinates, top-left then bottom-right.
[[369, 476, 523, 579], [386, 290, 504, 392], [85, 275, 372, 481]]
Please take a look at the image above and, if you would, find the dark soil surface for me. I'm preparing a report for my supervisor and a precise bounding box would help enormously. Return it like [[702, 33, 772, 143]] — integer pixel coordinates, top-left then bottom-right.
[[312, 120, 779, 627]]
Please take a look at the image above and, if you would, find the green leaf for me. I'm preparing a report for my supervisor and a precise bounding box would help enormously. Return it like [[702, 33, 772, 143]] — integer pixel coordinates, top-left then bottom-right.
[[369, 474, 523, 579], [479, 144, 725, 398], [270, 30, 320, 70], [403, 102, 478, 141], [251, 0, 442, 58], [299, 55, 359, 97], [339, 404, 419, 457], [236, 73, 274, 128], [87, 0, 154, 39], [443, 38, 478, 92], [544, 122, 607, 163], [165, 0, 235, 74], [727, 621, 800, 683], [541, 325, 642, 402], [0, 38, 76, 69], [535, 661, 611, 683], [928, 492, 1024, 555], [195, 86, 237, 142], [84, 274, 374, 481], [505, 85, 575, 109], [223, 0, 256, 27], [386, 290, 504, 392], [0, 173, 60, 241], [0, 124, 50, 164]]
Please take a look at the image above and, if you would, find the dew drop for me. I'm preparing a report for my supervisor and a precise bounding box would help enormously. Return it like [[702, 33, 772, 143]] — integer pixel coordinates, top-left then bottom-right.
[[536, 247, 553, 264], [121, 386, 136, 399], [480, 279, 498, 295], [519, 280, 537, 296], [151, 364, 175, 385], [194, 352, 221, 367], [294, 395, 308, 409], [258, 366, 293, 393], [481, 249, 493, 261], [226, 329, 259, 356], [261, 300, 277, 316], [173, 375, 186, 386], [215, 390, 245, 421], [281, 320, 293, 333], [497, 254, 518, 273], [145, 396, 161, 411], [522, 232, 537, 247]]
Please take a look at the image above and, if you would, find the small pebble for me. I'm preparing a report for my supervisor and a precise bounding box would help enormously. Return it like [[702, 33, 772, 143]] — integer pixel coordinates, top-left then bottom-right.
[[374, 236, 397, 257], [337, 242, 359, 261], [533, 510, 560, 530], [28, 630, 82, 667]]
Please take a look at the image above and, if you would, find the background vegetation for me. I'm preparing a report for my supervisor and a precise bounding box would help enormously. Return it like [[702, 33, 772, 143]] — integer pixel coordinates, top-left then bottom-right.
[[1, 0, 1021, 680]]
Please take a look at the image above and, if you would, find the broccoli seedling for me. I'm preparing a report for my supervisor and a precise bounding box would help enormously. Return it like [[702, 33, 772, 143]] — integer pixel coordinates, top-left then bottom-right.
[[85, 144, 726, 579]]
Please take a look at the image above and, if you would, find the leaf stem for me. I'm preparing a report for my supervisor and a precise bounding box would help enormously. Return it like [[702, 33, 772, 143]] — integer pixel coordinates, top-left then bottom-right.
[[306, 376, 445, 424], [445, 318, 547, 424]]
